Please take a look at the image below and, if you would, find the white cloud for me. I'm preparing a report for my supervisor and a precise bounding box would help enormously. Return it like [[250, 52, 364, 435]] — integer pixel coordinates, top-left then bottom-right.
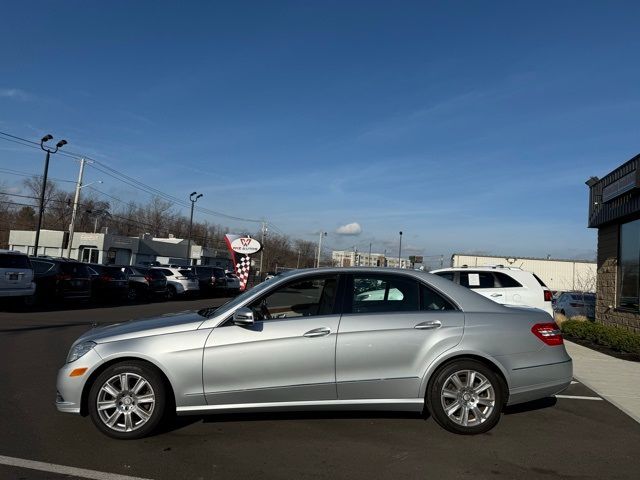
[[336, 222, 362, 235], [0, 88, 32, 101]]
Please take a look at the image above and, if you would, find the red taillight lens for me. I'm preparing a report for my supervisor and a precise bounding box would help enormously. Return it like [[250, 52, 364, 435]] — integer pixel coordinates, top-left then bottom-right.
[[99, 274, 112, 281], [531, 322, 563, 346], [544, 290, 553, 302], [56, 274, 72, 281], [145, 276, 152, 282]]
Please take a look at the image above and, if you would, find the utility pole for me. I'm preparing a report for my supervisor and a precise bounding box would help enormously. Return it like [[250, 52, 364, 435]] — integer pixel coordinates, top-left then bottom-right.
[[34, 135, 67, 256], [187, 192, 203, 266], [369, 242, 372, 266], [259, 221, 267, 278], [398, 231, 403, 268], [316, 231, 327, 268], [66, 158, 86, 258], [440, 255, 444, 268], [296, 249, 301, 269]]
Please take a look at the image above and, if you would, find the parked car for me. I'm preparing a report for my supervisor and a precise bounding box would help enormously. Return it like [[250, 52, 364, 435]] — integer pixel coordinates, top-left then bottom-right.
[[151, 267, 199, 299], [224, 271, 240, 295], [134, 267, 168, 300], [431, 266, 554, 316], [86, 264, 128, 302], [57, 267, 571, 439], [554, 292, 596, 319], [0, 250, 35, 302], [188, 266, 227, 296], [115, 266, 148, 301], [30, 258, 92, 304]]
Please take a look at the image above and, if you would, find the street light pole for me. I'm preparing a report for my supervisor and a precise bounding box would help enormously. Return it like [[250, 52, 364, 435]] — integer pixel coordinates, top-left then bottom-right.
[[369, 242, 372, 266], [259, 221, 267, 278], [316, 231, 327, 268], [187, 192, 203, 266], [398, 231, 403, 268], [34, 135, 67, 257]]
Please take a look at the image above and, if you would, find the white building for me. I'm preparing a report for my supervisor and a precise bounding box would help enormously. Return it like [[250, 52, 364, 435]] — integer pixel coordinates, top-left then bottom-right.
[[331, 250, 412, 269], [8, 229, 231, 268], [450, 253, 597, 292]]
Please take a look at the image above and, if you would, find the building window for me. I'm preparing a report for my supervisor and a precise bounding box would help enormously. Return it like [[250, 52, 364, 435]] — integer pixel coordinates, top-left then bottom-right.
[[619, 219, 640, 310]]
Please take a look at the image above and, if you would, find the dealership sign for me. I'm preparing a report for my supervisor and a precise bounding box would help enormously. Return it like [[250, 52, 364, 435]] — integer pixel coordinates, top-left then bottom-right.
[[230, 237, 262, 255]]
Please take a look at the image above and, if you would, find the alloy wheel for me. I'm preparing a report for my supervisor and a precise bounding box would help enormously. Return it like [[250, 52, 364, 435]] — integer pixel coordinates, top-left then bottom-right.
[[440, 369, 495, 427], [96, 372, 156, 433]]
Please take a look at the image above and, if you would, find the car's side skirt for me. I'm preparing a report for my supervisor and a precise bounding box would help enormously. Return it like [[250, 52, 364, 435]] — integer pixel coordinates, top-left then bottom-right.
[[176, 398, 425, 415]]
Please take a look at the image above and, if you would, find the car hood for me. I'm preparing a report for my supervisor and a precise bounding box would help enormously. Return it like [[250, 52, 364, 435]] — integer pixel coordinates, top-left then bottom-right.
[[76, 311, 205, 344]]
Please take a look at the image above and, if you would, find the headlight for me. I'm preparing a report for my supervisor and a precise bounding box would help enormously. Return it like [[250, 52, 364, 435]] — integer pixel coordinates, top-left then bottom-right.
[[66, 341, 96, 363]]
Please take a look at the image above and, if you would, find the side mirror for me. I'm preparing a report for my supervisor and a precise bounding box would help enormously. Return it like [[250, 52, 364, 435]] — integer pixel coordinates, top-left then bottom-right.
[[233, 307, 255, 326]]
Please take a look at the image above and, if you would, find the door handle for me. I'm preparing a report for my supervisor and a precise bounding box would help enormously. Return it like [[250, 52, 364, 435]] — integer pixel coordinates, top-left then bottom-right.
[[414, 321, 442, 330], [303, 327, 331, 338], [490, 293, 503, 297]]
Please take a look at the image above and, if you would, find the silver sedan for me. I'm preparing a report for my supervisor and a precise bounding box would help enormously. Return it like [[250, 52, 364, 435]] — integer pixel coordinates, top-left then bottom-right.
[[56, 267, 572, 439]]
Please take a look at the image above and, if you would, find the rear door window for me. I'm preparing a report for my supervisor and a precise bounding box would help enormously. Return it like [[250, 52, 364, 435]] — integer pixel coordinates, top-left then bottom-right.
[[351, 274, 419, 313], [459, 271, 495, 289], [61, 263, 90, 277], [31, 260, 54, 275]]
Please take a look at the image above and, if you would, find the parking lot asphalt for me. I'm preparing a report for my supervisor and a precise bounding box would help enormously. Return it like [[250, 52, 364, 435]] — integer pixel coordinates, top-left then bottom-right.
[[1, 300, 640, 480]]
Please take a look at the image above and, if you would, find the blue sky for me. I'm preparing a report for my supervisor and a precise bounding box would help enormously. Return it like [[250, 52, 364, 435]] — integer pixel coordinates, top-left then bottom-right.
[[2, 1, 640, 263]]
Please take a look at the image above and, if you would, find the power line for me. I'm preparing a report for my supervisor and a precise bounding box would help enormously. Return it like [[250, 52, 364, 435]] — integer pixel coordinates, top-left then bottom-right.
[[0, 130, 263, 224]]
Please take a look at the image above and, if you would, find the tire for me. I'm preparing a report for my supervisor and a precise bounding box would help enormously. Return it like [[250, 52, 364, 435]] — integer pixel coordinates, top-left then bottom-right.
[[166, 285, 177, 300], [427, 359, 504, 435], [126, 286, 138, 302], [88, 361, 167, 439]]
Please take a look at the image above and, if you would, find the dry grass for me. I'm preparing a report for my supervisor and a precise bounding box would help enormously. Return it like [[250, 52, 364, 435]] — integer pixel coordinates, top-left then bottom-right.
[[554, 313, 589, 325]]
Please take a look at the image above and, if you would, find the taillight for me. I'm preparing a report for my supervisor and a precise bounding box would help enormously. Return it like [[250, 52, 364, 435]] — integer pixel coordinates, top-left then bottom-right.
[[145, 276, 152, 282], [99, 274, 112, 281], [544, 290, 553, 302], [56, 274, 72, 281], [531, 322, 563, 346]]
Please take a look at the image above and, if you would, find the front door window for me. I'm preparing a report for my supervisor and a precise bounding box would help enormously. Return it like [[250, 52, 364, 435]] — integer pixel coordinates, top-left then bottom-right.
[[248, 275, 339, 320]]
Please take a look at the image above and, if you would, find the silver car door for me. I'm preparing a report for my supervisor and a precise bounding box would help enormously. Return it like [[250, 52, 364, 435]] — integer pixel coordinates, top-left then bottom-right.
[[336, 274, 464, 400], [203, 274, 341, 405]]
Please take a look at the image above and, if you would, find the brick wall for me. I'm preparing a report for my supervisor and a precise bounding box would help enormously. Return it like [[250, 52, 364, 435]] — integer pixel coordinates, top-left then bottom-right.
[[596, 223, 640, 333]]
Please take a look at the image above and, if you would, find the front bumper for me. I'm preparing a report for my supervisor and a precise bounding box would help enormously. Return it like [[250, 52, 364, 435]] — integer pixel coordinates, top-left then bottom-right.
[[55, 348, 103, 415]]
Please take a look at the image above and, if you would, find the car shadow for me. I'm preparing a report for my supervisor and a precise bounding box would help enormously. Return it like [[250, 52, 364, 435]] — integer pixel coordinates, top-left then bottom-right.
[[159, 398, 558, 435], [158, 410, 428, 435], [503, 396, 557, 415]]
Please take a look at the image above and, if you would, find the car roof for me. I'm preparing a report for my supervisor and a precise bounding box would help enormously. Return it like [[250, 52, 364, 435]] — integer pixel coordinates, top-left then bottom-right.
[[0, 249, 28, 255]]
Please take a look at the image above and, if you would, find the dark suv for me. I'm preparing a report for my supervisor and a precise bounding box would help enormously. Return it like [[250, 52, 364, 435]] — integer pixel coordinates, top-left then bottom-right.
[[118, 265, 168, 301], [30, 258, 92, 304], [135, 267, 168, 300], [189, 266, 227, 296], [86, 264, 128, 302]]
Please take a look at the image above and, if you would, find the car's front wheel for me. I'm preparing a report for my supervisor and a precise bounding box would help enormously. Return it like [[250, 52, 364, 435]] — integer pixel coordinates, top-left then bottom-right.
[[427, 359, 504, 435], [88, 361, 166, 439]]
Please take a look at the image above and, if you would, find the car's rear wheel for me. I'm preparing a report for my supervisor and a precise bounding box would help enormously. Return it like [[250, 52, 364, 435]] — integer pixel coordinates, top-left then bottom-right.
[[166, 285, 177, 300], [427, 359, 504, 435], [88, 361, 166, 439], [126, 286, 138, 302]]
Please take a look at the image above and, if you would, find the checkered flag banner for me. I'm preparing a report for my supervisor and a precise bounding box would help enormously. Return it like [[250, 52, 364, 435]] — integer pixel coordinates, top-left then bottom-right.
[[235, 255, 251, 292]]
